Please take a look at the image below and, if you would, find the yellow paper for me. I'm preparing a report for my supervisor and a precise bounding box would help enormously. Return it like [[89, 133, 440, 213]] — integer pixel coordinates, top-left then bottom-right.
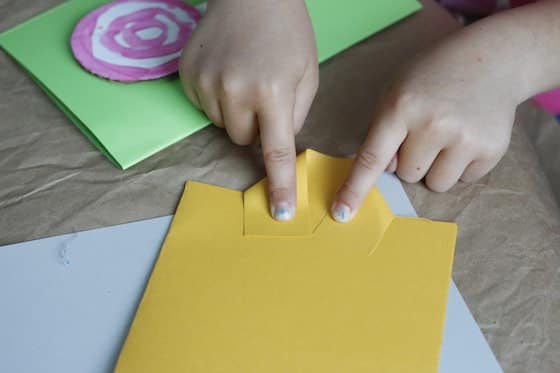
[[244, 151, 312, 236], [115, 150, 457, 373]]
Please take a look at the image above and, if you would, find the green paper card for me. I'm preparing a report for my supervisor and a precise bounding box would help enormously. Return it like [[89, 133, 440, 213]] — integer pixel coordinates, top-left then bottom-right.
[[0, 0, 420, 169]]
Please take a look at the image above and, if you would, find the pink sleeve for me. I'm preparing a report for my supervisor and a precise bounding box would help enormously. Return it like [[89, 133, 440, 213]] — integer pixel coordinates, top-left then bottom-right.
[[439, 0, 536, 15], [535, 90, 560, 115]]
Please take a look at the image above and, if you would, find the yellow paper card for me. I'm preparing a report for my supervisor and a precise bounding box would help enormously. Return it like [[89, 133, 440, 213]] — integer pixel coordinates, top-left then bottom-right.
[[115, 150, 457, 373]]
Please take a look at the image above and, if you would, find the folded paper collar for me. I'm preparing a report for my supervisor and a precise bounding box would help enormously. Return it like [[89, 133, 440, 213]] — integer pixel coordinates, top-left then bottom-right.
[[242, 149, 394, 254]]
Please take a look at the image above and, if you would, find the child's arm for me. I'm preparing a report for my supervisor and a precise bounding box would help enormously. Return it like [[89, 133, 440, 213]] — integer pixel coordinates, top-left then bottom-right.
[[180, 0, 318, 221], [332, 0, 560, 222]]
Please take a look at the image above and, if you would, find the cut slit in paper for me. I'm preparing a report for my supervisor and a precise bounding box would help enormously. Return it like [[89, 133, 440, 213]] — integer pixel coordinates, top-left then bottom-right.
[[71, 0, 201, 82]]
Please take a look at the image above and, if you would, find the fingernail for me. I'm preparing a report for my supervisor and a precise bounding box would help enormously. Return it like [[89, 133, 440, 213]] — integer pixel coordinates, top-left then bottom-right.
[[271, 202, 295, 222], [331, 202, 353, 223]]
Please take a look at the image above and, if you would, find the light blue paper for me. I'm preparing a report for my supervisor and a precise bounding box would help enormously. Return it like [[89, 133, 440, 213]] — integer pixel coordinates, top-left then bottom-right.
[[0, 174, 502, 373]]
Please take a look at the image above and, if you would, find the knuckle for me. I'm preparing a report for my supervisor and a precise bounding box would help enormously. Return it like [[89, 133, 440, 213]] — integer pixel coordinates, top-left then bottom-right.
[[455, 130, 473, 147], [219, 73, 245, 97], [263, 147, 294, 164], [269, 187, 290, 201], [196, 71, 214, 91], [338, 182, 362, 205], [387, 89, 417, 113], [425, 118, 451, 134], [256, 79, 284, 100], [355, 150, 383, 171], [453, 132, 478, 153]]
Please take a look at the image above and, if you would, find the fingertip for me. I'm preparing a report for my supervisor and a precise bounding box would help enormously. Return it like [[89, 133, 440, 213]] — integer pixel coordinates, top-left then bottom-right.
[[331, 201, 354, 223], [330, 181, 363, 223], [268, 185, 297, 222], [271, 202, 296, 222], [268, 179, 297, 222]]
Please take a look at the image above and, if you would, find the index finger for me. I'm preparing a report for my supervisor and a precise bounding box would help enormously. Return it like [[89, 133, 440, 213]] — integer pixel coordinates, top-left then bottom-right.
[[332, 116, 407, 222], [258, 94, 297, 222]]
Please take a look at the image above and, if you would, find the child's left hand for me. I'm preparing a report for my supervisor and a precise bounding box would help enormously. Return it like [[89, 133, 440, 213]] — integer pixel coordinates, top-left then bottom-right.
[[331, 22, 522, 222]]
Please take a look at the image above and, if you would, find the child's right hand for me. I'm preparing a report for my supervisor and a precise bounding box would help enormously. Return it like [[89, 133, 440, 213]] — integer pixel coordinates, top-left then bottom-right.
[[180, 0, 319, 221]]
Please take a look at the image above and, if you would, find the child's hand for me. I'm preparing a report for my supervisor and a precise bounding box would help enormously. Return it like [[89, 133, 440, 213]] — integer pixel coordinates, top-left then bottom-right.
[[331, 24, 522, 223], [180, 0, 318, 221]]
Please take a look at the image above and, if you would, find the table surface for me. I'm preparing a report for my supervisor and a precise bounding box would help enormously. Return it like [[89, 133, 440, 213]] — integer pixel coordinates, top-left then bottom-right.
[[1, 1, 559, 372]]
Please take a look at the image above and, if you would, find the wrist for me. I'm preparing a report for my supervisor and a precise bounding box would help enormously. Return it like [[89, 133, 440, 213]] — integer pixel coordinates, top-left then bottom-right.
[[480, 2, 560, 103]]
